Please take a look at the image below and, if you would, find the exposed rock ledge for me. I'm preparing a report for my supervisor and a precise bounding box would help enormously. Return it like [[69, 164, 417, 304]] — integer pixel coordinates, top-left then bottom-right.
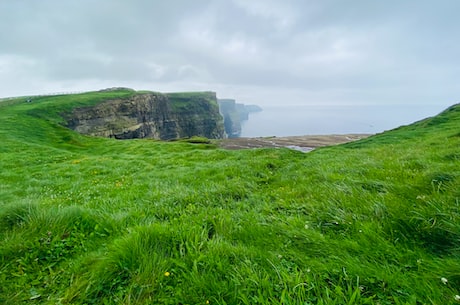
[[65, 91, 225, 140], [216, 134, 371, 152]]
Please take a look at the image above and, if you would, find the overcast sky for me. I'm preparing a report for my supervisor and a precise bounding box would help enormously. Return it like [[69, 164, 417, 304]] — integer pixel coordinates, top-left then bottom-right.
[[1, 0, 458, 107]]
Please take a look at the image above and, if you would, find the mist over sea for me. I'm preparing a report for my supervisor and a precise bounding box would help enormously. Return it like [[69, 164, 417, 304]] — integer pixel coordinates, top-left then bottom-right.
[[240, 104, 448, 137]]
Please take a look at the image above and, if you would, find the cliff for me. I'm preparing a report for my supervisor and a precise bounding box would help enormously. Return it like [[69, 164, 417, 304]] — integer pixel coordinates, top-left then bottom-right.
[[218, 99, 262, 137], [66, 91, 225, 140]]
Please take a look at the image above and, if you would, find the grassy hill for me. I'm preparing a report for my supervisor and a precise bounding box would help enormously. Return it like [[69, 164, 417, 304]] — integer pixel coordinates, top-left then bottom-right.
[[0, 91, 459, 304]]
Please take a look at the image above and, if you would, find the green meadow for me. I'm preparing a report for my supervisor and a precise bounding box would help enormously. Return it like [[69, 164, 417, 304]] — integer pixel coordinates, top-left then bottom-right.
[[0, 90, 459, 304]]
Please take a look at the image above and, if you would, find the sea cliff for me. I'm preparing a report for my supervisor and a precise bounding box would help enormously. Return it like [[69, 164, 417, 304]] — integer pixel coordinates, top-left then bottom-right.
[[66, 91, 225, 140]]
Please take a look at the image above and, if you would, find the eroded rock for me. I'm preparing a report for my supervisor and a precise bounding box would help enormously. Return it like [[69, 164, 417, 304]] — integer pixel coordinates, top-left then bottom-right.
[[66, 92, 225, 140]]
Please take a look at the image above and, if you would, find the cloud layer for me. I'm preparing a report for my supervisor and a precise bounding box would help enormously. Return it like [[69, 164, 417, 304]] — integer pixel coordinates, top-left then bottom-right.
[[1, 0, 458, 106]]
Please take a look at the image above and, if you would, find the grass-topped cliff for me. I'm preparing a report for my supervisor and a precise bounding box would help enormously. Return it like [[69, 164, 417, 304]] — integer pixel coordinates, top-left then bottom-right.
[[35, 88, 225, 140], [0, 91, 459, 304]]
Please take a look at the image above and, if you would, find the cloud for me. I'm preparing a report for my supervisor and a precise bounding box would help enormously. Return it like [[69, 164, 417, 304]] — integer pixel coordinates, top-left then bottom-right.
[[0, 0, 458, 107], [232, 0, 299, 31]]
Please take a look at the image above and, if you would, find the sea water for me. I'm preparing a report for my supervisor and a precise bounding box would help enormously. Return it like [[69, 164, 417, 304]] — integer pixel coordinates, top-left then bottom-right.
[[240, 104, 449, 137]]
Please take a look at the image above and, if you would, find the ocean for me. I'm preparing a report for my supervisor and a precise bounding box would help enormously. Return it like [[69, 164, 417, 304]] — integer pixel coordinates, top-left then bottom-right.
[[240, 104, 448, 137]]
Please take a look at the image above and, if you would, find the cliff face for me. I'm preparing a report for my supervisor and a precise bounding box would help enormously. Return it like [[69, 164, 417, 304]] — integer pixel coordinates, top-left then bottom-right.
[[218, 99, 262, 138], [66, 91, 225, 140], [218, 99, 241, 137]]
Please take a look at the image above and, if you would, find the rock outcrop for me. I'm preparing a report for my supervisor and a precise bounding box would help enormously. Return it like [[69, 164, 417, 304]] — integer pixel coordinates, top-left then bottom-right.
[[66, 91, 225, 140]]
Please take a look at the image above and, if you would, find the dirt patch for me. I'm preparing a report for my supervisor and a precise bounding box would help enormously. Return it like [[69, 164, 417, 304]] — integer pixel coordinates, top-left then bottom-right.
[[215, 134, 371, 152]]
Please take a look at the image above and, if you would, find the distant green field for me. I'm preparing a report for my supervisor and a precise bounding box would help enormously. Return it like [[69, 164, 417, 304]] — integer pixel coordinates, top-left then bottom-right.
[[0, 91, 459, 304]]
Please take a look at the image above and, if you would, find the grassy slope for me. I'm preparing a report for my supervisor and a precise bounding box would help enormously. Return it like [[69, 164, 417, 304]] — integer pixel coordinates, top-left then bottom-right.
[[0, 92, 459, 304]]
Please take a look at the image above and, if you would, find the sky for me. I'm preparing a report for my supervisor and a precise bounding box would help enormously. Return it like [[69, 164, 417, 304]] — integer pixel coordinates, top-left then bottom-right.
[[0, 0, 459, 108]]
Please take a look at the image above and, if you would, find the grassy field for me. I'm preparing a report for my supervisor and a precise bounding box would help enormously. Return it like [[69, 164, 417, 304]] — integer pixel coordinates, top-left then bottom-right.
[[0, 90, 459, 304]]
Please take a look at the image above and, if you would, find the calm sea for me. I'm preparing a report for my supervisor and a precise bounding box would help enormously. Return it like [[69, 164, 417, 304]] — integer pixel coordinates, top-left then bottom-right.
[[240, 104, 449, 137]]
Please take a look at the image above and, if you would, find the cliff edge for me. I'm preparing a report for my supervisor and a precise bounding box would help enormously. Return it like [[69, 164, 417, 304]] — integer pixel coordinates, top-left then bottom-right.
[[66, 91, 225, 140]]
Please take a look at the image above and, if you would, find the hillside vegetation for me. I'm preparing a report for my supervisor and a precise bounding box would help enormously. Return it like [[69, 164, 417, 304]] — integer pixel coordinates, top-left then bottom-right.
[[0, 91, 459, 304]]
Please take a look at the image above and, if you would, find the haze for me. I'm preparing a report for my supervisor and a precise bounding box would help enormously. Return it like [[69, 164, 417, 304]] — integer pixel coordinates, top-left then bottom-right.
[[1, 0, 458, 111]]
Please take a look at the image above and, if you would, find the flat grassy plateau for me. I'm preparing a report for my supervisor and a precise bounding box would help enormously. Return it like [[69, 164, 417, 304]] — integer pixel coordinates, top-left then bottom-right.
[[0, 90, 459, 304]]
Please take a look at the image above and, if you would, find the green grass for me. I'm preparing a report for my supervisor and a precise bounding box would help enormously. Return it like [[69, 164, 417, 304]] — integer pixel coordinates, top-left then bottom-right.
[[0, 91, 459, 304], [167, 91, 220, 113]]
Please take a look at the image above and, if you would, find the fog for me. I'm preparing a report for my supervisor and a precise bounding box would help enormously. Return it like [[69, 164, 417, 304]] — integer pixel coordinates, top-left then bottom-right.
[[240, 104, 447, 137]]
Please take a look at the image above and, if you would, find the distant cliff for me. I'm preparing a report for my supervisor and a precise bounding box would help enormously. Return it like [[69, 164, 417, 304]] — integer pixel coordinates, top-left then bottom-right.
[[66, 91, 225, 140], [218, 99, 262, 137]]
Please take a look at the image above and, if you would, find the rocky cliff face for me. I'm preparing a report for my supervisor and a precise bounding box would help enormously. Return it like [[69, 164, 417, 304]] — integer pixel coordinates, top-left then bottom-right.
[[218, 99, 262, 138], [66, 91, 225, 140]]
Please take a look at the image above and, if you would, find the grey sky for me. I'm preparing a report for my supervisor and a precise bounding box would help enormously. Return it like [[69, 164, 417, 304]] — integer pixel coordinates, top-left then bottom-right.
[[0, 0, 458, 107]]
